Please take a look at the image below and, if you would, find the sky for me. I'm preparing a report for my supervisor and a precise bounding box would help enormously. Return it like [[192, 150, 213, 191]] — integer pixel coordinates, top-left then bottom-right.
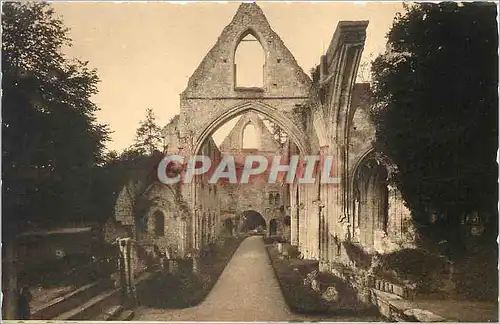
[[50, 1, 405, 152]]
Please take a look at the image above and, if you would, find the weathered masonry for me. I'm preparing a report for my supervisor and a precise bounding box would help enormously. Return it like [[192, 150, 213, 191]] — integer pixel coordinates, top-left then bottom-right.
[[114, 2, 415, 291]]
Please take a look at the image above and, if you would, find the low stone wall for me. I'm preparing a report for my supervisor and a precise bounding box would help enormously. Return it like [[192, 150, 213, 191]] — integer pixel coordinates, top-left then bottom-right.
[[324, 261, 448, 322], [371, 289, 446, 322]]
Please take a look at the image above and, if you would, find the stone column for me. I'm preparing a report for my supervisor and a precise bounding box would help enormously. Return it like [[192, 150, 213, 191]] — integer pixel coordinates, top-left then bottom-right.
[[192, 206, 201, 273], [290, 208, 298, 245], [297, 202, 305, 251], [117, 238, 137, 306], [320, 202, 328, 261]]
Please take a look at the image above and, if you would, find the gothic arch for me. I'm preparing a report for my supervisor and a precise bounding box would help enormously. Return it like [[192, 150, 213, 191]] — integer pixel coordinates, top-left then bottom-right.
[[239, 210, 266, 232], [350, 147, 394, 196], [232, 28, 269, 62], [192, 101, 310, 156], [351, 149, 391, 246], [233, 29, 267, 89]]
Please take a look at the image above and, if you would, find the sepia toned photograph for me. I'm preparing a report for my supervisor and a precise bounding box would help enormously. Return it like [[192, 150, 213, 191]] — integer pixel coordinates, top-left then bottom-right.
[[1, 1, 498, 322]]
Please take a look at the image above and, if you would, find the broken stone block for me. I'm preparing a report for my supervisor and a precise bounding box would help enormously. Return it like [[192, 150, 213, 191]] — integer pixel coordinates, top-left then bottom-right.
[[311, 278, 320, 291], [403, 308, 446, 322], [322, 286, 339, 302]]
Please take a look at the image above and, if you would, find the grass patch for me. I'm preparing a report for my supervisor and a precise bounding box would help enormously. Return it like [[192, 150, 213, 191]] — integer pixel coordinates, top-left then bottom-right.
[[137, 236, 245, 308], [266, 244, 379, 317]]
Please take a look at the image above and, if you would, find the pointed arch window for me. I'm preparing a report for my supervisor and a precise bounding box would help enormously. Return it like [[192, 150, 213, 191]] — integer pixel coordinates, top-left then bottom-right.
[[242, 123, 259, 149], [234, 32, 265, 89]]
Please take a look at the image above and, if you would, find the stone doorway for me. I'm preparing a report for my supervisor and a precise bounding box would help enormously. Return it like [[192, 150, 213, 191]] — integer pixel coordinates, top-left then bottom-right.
[[269, 219, 277, 236], [239, 210, 266, 234]]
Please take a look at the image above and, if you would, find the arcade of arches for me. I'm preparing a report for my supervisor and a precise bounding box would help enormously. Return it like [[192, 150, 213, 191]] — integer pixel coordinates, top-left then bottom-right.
[[114, 3, 416, 283]]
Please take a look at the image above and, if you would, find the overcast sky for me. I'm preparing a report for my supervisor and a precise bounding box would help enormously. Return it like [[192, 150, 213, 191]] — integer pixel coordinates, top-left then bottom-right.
[[51, 1, 405, 152]]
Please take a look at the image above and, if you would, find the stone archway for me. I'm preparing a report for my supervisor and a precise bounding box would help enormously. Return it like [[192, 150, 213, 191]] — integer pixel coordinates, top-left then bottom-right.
[[192, 101, 310, 157], [353, 156, 389, 249], [239, 210, 267, 233]]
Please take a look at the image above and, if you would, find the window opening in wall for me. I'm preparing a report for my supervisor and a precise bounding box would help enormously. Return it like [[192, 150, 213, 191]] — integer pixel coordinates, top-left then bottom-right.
[[274, 193, 280, 205], [269, 219, 277, 235], [242, 123, 260, 149], [235, 33, 264, 88], [154, 211, 165, 236], [268, 193, 274, 204]]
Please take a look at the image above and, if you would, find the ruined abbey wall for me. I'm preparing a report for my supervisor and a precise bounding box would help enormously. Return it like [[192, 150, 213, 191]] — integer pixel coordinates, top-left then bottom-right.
[[114, 2, 418, 273]]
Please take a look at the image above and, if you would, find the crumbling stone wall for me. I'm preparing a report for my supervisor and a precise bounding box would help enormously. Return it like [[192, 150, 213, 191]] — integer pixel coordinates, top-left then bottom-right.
[[309, 18, 417, 267], [194, 137, 221, 249], [116, 4, 420, 280], [218, 111, 289, 236], [178, 3, 312, 159]]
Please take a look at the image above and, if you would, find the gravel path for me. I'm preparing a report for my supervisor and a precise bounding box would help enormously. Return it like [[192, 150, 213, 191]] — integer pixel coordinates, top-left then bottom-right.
[[134, 236, 379, 322]]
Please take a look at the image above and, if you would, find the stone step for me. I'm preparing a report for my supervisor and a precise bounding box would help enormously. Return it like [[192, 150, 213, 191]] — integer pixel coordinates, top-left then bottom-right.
[[53, 288, 120, 320], [31, 279, 114, 319], [95, 304, 124, 321]]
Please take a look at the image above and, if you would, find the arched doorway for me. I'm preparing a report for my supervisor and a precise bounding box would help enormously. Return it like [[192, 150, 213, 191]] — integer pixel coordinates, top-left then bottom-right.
[[354, 157, 389, 248], [191, 103, 310, 257], [269, 219, 278, 236], [239, 210, 266, 234], [223, 218, 234, 236]]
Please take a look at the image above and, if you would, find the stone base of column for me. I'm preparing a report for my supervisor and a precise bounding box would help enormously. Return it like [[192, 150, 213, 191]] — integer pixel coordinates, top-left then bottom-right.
[[192, 254, 200, 273]]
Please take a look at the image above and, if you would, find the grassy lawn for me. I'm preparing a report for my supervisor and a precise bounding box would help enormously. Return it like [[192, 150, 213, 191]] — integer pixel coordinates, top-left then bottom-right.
[[265, 243, 378, 316], [137, 236, 245, 308]]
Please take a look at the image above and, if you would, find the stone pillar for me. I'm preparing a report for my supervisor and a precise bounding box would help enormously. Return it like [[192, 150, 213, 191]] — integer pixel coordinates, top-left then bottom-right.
[[309, 200, 320, 260], [117, 238, 137, 306], [193, 206, 200, 250], [297, 201, 305, 251], [320, 203, 328, 261], [303, 186, 311, 258], [291, 211, 298, 245]]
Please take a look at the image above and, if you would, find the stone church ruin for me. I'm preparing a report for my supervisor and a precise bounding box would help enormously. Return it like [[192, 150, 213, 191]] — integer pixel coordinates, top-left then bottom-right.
[[111, 3, 472, 313]]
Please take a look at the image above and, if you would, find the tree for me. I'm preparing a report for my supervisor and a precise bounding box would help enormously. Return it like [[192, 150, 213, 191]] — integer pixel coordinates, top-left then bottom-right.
[[356, 53, 374, 83], [371, 3, 498, 254], [132, 108, 163, 155], [92, 149, 164, 231], [2, 2, 110, 232], [262, 118, 289, 148], [2, 2, 110, 318]]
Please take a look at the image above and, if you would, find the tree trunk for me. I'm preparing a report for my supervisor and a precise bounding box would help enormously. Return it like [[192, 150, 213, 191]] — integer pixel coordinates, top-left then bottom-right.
[[3, 240, 18, 319]]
